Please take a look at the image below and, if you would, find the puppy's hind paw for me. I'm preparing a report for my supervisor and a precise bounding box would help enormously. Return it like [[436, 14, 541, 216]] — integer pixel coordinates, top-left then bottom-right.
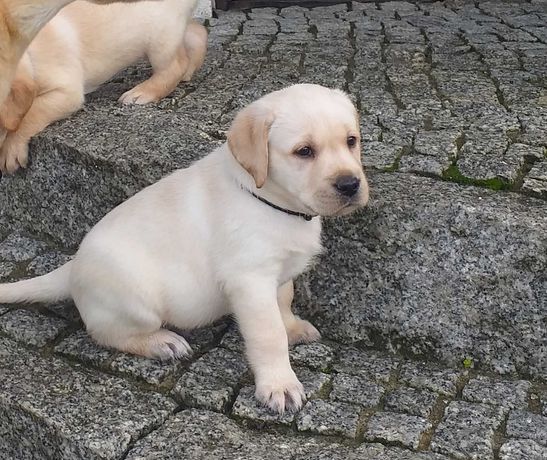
[[145, 329, 193, 361], [286, 317, 321, 346]]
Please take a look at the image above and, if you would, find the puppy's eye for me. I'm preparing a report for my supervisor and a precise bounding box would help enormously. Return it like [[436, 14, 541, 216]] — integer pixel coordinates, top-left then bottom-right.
[[347, 136, 358, 148], [295, 146, 314, 158]]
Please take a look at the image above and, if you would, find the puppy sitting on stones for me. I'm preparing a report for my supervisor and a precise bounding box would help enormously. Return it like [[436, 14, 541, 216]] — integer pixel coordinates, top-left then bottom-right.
[[0, 84, 369, 413]]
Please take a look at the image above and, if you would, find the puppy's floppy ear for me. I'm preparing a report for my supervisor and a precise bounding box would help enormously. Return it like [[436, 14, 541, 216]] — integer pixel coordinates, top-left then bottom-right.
[[0, 75, 36, 132], [227, 104, 274, 189]]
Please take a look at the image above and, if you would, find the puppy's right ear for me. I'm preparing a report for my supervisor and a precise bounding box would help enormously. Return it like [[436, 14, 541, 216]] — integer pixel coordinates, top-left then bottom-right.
[[227, 104, 274, 189], [0, 76, 36, 132]]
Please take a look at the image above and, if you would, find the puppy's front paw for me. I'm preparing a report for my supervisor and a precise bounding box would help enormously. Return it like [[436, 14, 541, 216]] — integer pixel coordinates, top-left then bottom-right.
[[255, 369, 306, 414], [0, 137, 29, 173], [286, 317, 321, 345], [119, 85, 161, 105]]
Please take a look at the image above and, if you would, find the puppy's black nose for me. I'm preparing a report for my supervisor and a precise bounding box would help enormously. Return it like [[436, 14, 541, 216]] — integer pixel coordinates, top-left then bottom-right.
[[334, 175, 360, 197]]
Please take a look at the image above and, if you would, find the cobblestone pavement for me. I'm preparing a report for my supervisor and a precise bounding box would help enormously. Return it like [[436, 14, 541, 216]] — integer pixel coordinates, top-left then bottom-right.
[[201, 0, 546, 197], [1, 1, 547, 458], [0, 230, 546, 458]]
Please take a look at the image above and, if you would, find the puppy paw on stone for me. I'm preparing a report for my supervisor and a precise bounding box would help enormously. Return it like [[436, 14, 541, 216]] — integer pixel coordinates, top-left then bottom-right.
[[286, 318, 321, 345], [255, 370, 306, 414], [144, 329, 193, 361], [118, 85, 162, 105], [0, 137, 29, 173]]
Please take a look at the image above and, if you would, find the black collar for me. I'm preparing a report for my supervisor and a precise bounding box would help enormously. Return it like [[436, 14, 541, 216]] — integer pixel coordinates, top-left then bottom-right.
[[249, 191, 315, 221]]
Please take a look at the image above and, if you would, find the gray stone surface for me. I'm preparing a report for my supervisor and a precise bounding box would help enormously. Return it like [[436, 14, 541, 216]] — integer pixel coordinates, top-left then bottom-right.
[[296, 399, 362, 438], [365, 411, 432, 450], [54, 329, 114, 368], [0, 308, 71, 347], [109, 352, 182, 386], [522, 161, 547, 200], [431, 401, 505, 459], [462, 376, 531, 412], [289, 342, 335, 372], [27, 251, 72, 276], [0, 261, 16, 280], [330, 372, 384, 408], [0, 233, 48, 262], [500, 439, 547, 460], [126, 409, 329, 460], [0, 337, 176, 459], [399, 362, 461, 397], [312, 173, 547, 379], [333, 346, 399, 383], [0, 2, 546, 456], [385, 387, 439, 418], [172, 347, 248, 412], [506, 410, 547, 447]]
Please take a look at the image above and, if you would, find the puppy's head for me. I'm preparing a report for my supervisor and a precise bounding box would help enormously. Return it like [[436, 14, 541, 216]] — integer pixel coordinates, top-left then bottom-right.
[[0, 70, 35, 144], [227, 84, 369, 217]]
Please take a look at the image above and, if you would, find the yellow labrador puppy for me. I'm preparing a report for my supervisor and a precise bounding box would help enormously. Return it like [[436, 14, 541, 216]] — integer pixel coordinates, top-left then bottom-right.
[[0, 0, 206, 173], [0, 0, 154, 108], [0, 84, 369, 413]]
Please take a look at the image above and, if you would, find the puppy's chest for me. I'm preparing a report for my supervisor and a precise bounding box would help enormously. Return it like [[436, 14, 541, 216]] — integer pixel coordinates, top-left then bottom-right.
[[278, 239, 323, 285]]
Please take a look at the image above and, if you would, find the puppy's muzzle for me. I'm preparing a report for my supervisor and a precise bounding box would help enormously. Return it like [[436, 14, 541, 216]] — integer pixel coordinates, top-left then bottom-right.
[[334, 175, 361, 198]]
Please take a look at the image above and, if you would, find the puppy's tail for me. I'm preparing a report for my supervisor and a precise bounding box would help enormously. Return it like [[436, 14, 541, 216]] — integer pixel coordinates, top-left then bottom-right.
[[0, 261, 72, 304]]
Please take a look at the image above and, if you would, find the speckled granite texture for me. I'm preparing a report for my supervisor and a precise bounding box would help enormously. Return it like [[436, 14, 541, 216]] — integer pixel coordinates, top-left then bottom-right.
[[0, 1, 546, 458]]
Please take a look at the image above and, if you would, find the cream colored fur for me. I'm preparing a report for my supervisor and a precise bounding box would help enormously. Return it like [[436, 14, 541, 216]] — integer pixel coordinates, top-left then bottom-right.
[[0, 84, 369, 413], [0, 0, 206, 173]]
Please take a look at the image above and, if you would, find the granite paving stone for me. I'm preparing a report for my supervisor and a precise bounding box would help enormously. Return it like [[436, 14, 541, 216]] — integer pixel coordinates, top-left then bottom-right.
[[333, 347, 400, 383], [0, 233, 48, 262], [0, 337, 176, 459], [26, 251, 73, 276], [522, 161, 547, 199], [362, 141, 404, 170], [296, 399, 362, 439], [172, 347, 248, 412], [500, 439, 547, 460], [431, 401, 506, 459], [54, 329, 114, 368], [399, 362, 461, 397], [0, 308, 70, 348], [365, 411, 432, 450], [330, 372, 384, 408], [289, 342, 335, 372], [506, 410, 547, 447], [109, 352, 183, 386], [462, 376, 531, 412], [385, 387, 439, 418], [0, 261, 16, 280]]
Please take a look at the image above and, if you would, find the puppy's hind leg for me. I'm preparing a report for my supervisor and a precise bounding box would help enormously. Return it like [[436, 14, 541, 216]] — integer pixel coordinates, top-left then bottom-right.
[[278, 280, 321, 346], [77, 292, 193, 361], [118, 22, 204, 105]]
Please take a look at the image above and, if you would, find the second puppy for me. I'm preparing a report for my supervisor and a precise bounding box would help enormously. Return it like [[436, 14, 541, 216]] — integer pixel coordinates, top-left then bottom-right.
[[0, 0, 207, 173]]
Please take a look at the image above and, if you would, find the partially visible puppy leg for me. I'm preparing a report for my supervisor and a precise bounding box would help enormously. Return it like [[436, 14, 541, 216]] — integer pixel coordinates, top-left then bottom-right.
[[76, 294, 193, 360], [227, 277, 306, 413], [278, 280, 321, 345], [180, 22, 208, 82], [0, 87, 84, 173], [119, 22, 207, 105]]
